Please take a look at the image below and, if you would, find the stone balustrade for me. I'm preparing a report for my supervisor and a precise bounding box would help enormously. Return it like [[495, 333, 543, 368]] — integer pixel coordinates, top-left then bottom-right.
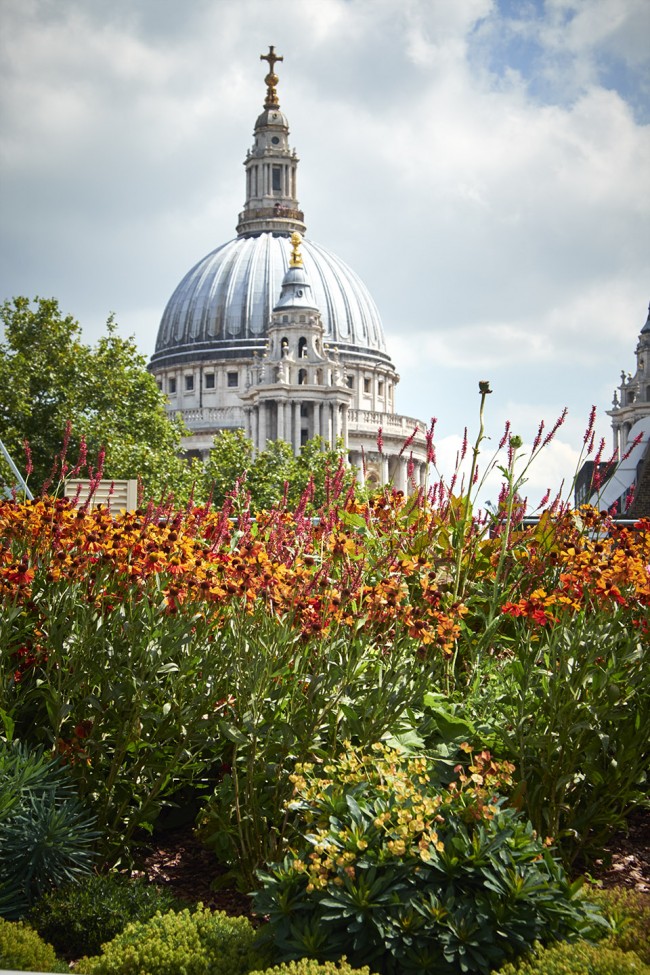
[[175, 407, 244, 430], [346, 410, 426, 437]]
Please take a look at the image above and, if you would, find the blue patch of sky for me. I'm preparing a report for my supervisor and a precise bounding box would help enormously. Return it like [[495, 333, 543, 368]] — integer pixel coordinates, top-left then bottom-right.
[[596, 55, 650, 125], [468, 2, 649, 123], [467, 15, 562, 106]]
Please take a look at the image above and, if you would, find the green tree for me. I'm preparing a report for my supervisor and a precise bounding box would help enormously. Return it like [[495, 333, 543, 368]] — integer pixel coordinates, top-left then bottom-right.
[[203, 432, 357, 512], [248, 438, 297, 511], [292, 435, 357, 508], [203, 429, 254, 506], [0, 296, 192, 500]]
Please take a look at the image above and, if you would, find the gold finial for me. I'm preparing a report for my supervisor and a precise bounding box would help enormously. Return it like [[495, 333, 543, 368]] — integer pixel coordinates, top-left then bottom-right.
[[260, 45, 283, 108], [289, 232, 303, 267]]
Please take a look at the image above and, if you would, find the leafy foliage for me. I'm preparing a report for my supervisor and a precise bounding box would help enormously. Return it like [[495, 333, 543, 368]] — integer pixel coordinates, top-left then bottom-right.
[[0, 741, 98, 919], [29, 873, 182, 959], [465, 605, 650, 865], [249, 960, 377, 974], [492, 939, 648, 974], [0, 917, 68, 973], [0, 543, 225, 864], [203, 430, 356, 511], [0, 296, 192, 499], [583, 887, 650, 964], [73, 905, 269, 975], [197, 609, 433, 888], [253, 743, 603, 975]]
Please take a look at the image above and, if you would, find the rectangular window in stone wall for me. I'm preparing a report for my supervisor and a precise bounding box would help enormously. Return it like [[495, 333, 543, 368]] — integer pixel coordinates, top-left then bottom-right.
[[227, 371, 239, 387], [205, 373, 215, 389], [185, 375, 194, 391]]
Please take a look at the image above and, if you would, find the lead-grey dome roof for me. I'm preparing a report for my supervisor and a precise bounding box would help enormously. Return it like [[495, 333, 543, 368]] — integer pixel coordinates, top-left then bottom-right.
[[150, 233, 392, 369]]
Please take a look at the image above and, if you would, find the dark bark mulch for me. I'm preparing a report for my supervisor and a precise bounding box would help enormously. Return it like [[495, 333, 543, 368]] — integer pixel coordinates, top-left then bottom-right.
[[138, 829, 256, 918], [588, 808, 650, 893]]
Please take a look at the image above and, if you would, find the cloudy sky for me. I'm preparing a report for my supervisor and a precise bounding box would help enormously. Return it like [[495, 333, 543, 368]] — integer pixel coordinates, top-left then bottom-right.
[[1, 0, 649, 504]]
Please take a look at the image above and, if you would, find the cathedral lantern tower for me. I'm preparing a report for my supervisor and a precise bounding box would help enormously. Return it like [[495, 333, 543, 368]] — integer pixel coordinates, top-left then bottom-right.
[[149, 49, 428, 492], [236, 47, 305, 238]]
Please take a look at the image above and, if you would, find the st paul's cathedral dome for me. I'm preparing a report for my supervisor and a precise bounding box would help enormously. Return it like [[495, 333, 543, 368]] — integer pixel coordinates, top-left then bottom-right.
[[149, 47, 427, 490]]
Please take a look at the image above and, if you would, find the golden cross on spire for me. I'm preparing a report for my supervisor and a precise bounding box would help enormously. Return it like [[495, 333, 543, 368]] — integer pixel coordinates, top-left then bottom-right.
[[260, 45, 283, 108]]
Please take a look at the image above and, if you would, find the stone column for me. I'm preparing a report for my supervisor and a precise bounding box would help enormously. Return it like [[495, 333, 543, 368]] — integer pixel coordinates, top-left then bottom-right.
[[321, 402, 330, 444], [396, 458, 407, 494], [293, 402, 301, 455], [341, 405, 348, 451], [258, 402, 267, 451], [277, 401, 285, 442], [314, 402, 321, 445], [332, 401, 340, 445]]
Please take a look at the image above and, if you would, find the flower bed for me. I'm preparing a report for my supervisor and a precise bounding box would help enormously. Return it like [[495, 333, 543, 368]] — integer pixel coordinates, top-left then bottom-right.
[[1, 427, 649, 971]]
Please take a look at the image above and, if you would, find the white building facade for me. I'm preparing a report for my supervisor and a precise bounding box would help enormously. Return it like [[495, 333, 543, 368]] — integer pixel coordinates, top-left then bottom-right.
[[149, 48, 428, 491], [608, 303, 650, 457]]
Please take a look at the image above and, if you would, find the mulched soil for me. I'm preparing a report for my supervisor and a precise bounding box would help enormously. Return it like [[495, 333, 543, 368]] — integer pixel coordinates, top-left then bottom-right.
[[137, 807, 650, 920], [138, 830, 256, 919], [588, 808, 650, 894]]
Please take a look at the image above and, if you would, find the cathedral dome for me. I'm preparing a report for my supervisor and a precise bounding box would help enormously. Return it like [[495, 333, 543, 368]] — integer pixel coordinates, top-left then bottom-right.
[[148, 47, 428, 494], [150, 233, 390, 370]]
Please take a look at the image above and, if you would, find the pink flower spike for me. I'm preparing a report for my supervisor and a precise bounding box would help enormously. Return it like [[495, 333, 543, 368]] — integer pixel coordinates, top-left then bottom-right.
[[460, 427, 468, 461], [584, 406, 597, 445], [22, 440, 33, 477], [399, 425, 418, 458], [542, 407, 568, 448]]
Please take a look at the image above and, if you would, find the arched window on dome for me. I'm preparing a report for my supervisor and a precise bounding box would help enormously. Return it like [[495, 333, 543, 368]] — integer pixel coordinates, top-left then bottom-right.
[[298, 337, 308, 359], [298, 368, 307, 385], [281, 337, 289, 355]]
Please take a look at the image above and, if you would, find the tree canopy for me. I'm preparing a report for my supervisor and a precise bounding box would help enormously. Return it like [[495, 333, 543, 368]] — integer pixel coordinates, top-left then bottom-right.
[[203, 430, 357, 512], [0, 296, 192, 499], [1, 296, 359, 509]]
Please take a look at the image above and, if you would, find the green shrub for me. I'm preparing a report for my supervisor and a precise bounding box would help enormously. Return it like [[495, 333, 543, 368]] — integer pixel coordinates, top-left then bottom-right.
[[468, 611, 650, 867], [73, 904, 269, 975], [0, 740, 98, 919], [583, 887, 650, 964], [254, 742, 605, 975], [492, 939, 648, 974], [29, 872, 182, 959], [0, 916, 68, 973], [250, 960, 377, 974]]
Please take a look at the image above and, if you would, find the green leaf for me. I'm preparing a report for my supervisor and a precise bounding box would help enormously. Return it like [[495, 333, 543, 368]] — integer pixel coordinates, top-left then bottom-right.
[[218, 721, 248, 746]]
